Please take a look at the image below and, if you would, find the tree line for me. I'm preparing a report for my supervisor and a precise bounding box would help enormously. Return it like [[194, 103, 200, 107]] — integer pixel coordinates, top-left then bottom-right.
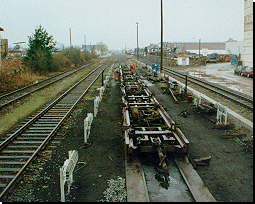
[[23, 25, 108, 74]]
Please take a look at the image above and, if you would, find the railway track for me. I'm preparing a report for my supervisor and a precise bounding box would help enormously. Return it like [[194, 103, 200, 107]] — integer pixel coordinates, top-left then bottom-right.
[[141, 155, 194, 202], [136, 58, 253, 111], [0, 62, 95, 110], [121, 58, 216, 202], [119, 60, 197, 201], [0, 62, 110, 200]]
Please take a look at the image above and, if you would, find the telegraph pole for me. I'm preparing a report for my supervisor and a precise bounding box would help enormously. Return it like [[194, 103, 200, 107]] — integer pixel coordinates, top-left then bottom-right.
[[70, 28, 72, 48], [199, 39, 201, 65], [160, 0, 163, 78], [136, 22, 139, 60], [0, 27, 4, 71], [84, 35, 86, 51]]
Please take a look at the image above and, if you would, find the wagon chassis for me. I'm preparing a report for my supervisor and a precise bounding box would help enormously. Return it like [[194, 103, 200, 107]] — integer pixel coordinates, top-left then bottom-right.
[[120, 64, 189, 182]]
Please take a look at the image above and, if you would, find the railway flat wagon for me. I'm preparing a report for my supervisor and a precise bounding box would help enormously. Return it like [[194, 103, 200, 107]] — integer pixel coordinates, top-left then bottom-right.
[[120, 63, 189, 181]]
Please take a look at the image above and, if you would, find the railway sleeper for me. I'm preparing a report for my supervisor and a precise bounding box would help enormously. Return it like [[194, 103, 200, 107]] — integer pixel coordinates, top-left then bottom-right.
[[0, 161, 27, 165], [31, 124, 58, 127], [121, 63, 190, 186], [12, 141, 60, 144], [25, 130, 53, 133]]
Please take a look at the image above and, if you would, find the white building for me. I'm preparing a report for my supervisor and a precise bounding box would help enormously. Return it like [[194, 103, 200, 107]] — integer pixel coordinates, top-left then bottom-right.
[[176, 57, 189, 66], [225, 38, 243, 55], [242, 0, 253, 67], [185, 42, 226, 55]]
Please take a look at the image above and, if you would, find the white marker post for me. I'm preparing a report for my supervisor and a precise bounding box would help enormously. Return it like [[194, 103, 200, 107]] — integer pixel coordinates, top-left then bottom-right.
[[84, 113, 93, 144], [94, 96, 100, 117], [215, 103, 228, 125], [60, 150, 79, 202]]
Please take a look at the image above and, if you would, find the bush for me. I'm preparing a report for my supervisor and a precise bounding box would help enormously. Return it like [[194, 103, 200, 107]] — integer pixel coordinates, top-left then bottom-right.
[[51, 52, 71, 71], [23, 25, 56, 74], [0, 58, 45, 93], [63, 47, 81, 66], [62, 48, 98, 67]]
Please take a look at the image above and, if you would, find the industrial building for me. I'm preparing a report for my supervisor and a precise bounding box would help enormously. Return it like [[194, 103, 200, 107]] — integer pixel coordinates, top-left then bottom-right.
[[242, 0, 253, 67], [225, 38, 243, 55]]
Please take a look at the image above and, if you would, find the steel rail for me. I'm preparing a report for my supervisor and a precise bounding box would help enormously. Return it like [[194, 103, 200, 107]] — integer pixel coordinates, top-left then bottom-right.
[[0, 62, 110, 200], [120, 59, 195, 202], [136, 58, 253, 110], [0, 63, 94, 110], [124, 58, 214, 202], [0, 64, 103, 151], [0, 64, 89, 99], [162, 69, 253, 110]]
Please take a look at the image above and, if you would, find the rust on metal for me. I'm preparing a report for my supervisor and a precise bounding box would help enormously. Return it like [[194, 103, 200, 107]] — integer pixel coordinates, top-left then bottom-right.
[[193, 156, 211, 166], [120, 63, 189, 182], [222, 134, 246, 139], [213, 123, 235, 130]]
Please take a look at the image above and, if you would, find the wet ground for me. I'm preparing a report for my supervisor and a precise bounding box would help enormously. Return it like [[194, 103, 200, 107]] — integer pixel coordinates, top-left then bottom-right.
[[141, 156, 194, 202], [179, 62, 253, 97], [3, 61, 253, 202], [135, 64, 253, 202]]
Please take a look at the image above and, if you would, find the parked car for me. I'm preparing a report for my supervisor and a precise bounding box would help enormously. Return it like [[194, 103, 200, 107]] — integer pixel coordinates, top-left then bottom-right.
[[241, 67, 253, 78], [234, 66, 248, 75]]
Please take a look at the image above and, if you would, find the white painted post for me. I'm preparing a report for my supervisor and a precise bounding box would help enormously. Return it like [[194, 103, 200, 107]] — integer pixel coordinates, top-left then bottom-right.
[[199, 94, 201, 105], [60, 168, 65, 202], [224, 106, 228, 125], [194, 97, 198, 106], [60, 150, 79, 202], [100, 86, 105, 101], [84, 113, 93, 144], [104, 76, 109, 87], [215, 103, 228, 125], [97, 87, 105, 102], [94, 96, 100, 117]]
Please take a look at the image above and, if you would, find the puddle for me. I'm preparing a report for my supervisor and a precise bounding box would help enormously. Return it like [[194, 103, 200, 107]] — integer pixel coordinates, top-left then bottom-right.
[[142, 159, 195, 202], [217, 68, 230, 71], [159, 188, 182, 200], [228, 86, 243, 93], [142, 79, 154, 87]]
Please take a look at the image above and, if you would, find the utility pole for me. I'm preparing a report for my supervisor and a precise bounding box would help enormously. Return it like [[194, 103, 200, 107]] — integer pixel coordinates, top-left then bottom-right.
[[199, 39, 201, 65], [84, 35, 86, 51], [136, 22, 139, 60], [125, 42, 126, 54], [70, 28, 72, 48], [0, 27, 4, 71], [160, 0, 163, 79]]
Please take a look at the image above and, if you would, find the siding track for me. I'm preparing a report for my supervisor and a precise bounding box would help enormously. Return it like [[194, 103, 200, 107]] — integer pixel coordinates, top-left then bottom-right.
[[137, 58, 253, 111], [0, 62, 110, 200], [0, 63, 95, 110]]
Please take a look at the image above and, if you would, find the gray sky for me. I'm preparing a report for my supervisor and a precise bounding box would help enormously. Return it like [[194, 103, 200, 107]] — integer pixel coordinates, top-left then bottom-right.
[[1, 0, 244, 50]]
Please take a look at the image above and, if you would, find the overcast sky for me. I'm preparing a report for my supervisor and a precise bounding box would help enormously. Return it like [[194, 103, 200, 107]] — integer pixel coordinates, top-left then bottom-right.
[[1, 0, 245, 50]]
